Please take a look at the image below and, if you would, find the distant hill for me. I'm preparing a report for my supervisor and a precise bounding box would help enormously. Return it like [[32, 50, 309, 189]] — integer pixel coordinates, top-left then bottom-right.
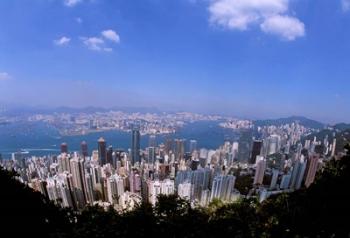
[[333, 123, 350, 132], [254, 116, 325, 130], [303, 128, 350, 154]]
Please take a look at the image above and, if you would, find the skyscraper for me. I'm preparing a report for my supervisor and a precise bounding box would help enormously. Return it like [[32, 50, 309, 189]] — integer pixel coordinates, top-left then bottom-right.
[[81, 141, 88, 158], [250, 140, 262, 164], [254, 156, 266, 185], [210, 175, 236, 202], [98, 137, 107, 166], [131, 125, 141, 165], [290, 155, 307, 190], [147, 147, 155, 165], [61, 142, 68, 154], [305, 154, 320, 187], [189, 140, 198, 153], [106, 145, 113, 165], [175, 139, 185, 161]]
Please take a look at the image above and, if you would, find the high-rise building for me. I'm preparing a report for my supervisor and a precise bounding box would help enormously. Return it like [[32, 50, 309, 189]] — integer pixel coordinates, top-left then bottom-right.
[[177, 182, 192, 200], [280, 173, 292, 190], [238, 129, 252, 162], [98, 137, 107, 165], [250, 140, 262, 164], [81, 141, 88, 157], [210, 175, 236, 202], [270, 169, 279, 190], [131, 125, 141, 165], [331, 138, 337, 157], [254, 156, 266, 185], [106, 145, 113, 165], [70, 157, 86, 208], [175, 139, 185, 161], [165, 138, 174, 154], [290, 155, 307, 190], [61, 143, 68, 154], [267, 135, 280, 155], [147, 147, 156, 165], [305, 154, 320, 187], [189, 140, 197, 153]]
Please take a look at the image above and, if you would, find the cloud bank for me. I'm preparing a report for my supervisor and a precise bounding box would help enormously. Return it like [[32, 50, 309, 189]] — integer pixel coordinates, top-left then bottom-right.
[[209, 0, 305, 41]]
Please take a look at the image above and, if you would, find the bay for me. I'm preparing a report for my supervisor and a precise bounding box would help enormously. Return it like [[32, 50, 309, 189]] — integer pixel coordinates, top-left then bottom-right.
[[0, 121, 240, 158]]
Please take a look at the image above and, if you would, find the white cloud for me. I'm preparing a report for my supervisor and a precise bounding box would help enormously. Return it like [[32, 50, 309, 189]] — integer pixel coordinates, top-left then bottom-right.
[[76, 17, 83, 24], [101, 29, 120, 43], [342, 0, 350, 11], [81, 29, 120, 52], [0, 72, 11, 81], [64, 0, 82, 7], [54, 36, 71, 46], [261, 15, 305, 40], [209, 0, 305, 40], [82, 37, 105, 51]]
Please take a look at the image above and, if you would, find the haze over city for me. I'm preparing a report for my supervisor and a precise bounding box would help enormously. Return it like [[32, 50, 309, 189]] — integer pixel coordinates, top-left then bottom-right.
[[0, 0, 350, 123]]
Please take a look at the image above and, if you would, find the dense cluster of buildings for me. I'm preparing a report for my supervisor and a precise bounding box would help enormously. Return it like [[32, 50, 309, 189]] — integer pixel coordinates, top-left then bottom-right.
[[25, 111, 224, 136], [1, 121, 336, 211]]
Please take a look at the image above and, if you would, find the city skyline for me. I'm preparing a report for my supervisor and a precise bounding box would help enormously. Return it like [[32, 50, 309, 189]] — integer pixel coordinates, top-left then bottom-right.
[[1, 0, 350, 123]]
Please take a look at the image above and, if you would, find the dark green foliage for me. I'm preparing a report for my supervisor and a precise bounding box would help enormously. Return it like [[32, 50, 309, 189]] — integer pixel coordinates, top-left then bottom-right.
[[0, 167, 73, 238], [2, 145, 350, 238], [235, 174, 254, 195]]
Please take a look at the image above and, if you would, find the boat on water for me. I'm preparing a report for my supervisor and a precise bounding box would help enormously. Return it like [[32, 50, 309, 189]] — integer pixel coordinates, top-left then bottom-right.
[[19, 149, 29, 154]]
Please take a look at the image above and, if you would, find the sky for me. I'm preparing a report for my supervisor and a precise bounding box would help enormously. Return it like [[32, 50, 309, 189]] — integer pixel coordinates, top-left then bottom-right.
[[0, 0, 350, 123]]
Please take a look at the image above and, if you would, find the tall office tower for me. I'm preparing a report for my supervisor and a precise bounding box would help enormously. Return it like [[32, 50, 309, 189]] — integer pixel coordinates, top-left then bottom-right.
[[57, 177, 74, 208], [254, 156, 266, 185], [280, 173, 292, 189], [106, 145, 113, 165], [115, 176, 125, 199], [81, 141, 88, 158], [267, 135, 280, 155], [61, 142, 68, 154], [175, 139, 185, 161], [147, 147, 156, 165], [131, 125, 141, 165], [175, 170, 192, 189], [189, 140, 198, 153], [106, 177, 118, 204], [165, 138, 174, 154], [290, 155, 307, 190], [269, 169, 279, 190], [191, 168, 211, 201], [304, 140, 311, 150], [238, 129, 253, 162], [210, 175, 236, 202], [161, 179, 175, 195], [232, 142, 239, 160], [200, 189, 211, 207], [177, 182, 192, 200], [84, 173, 95, 205], [129, 170, 141, 193], [331, 138, 337, 157], [98, 137, 107, 166], [149, 134, 157, 147], [58, 153, 71, 173], [70, 157, 86, 208], [305, 154, 320, 187], [199, 148, 208, 167], [148, 180, 161, 205], [250, 140, 263, 164]]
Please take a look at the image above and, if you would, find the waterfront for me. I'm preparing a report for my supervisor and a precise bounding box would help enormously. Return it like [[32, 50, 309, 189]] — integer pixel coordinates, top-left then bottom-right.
[[0, 121, 240, 158]]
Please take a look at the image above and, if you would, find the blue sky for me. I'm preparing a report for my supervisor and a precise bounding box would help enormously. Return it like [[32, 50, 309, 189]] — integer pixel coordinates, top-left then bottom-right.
[[0, 0, 350, 123]]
